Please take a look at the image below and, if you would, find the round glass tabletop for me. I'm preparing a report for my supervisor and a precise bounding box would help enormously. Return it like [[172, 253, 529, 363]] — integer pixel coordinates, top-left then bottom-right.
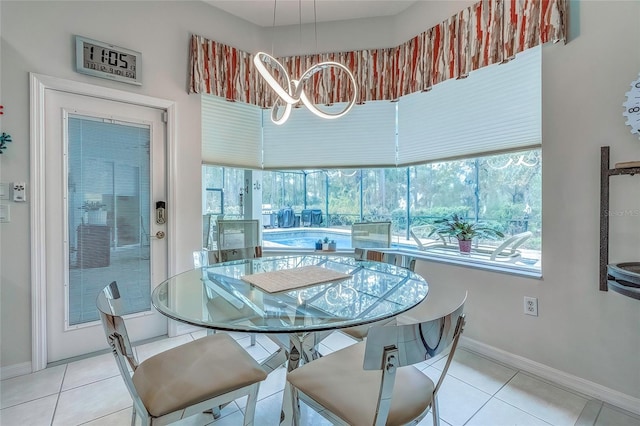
[[152, 254, 428, 334]]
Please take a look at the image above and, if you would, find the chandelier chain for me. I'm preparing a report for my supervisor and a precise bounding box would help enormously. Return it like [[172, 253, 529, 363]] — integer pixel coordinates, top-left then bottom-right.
[[271, 0, 277, 56], [313, 0, 318, 52]]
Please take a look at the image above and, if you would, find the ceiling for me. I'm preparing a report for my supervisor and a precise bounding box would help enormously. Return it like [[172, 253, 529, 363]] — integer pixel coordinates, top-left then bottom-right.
[[203, 0, 417, 27]]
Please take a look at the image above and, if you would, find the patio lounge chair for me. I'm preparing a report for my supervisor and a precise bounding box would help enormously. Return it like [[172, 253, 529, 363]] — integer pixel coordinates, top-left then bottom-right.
[[411, 225, 532, 263], [474, 231, 532, 262], [409, 224, 452, 250]]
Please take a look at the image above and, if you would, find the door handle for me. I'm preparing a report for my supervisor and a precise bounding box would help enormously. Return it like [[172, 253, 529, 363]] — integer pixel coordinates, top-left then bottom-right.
[[151, 231, 165, 240]]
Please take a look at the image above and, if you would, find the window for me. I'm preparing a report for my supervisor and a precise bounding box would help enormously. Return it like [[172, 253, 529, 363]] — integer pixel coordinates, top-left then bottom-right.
[[202, 166, 244, 218], [202, 147, 541, 272], [201, 46, 541, 273]]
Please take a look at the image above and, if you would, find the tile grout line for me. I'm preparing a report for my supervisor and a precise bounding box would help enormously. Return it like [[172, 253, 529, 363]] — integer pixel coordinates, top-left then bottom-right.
[[77, 406, 132, 425], [458, 364, 520, 426], [492, 368, 574, 426], [49, 363, 68, 426]]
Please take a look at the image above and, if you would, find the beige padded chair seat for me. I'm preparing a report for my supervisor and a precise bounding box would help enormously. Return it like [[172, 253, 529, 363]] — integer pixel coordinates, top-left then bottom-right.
[[287, 341, 434, 426], [340, 317, 395, 340], [132, 333, 267, 417]]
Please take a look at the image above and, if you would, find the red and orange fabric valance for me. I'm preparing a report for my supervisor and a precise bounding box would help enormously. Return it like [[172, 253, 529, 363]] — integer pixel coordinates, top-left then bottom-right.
[[190, 0, 567, 107]]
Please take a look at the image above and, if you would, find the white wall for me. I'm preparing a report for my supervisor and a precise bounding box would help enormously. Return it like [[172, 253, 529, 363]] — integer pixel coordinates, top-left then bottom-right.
[[1, 0, 639, 407]]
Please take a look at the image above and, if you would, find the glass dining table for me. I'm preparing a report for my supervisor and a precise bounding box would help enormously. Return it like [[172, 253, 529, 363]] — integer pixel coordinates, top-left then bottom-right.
[[151, 254, 428, 424]]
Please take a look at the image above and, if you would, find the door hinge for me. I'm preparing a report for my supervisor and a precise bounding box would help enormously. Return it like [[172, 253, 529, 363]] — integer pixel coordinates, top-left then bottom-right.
[[162, 111, 168, 123]]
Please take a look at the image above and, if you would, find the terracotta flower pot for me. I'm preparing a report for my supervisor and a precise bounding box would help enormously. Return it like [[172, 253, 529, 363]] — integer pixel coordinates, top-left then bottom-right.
[[458, 239, 472, 254]]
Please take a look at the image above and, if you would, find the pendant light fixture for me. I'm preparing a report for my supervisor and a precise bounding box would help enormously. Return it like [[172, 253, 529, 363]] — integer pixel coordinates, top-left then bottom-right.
[[253, 0, 358, 125]]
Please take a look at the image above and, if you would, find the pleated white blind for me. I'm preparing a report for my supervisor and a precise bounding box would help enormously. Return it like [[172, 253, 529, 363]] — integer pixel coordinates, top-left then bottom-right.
[[201, 94, 262, 168], [397, 46, 541, 165], [262, 101, 397, 170], [201, 47, 540, 169]]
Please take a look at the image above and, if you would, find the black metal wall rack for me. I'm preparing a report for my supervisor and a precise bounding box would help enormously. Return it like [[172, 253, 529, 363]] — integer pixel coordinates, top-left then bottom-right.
[[600, 146, 640, 299]]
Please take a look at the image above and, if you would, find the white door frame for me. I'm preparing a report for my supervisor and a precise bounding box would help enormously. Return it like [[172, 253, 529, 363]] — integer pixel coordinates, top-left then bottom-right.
[[30, 73, 178, 371]]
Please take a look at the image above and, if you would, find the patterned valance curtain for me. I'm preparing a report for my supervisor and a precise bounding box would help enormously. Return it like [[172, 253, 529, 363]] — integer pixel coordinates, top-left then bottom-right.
[[190, 0, 567, 107]]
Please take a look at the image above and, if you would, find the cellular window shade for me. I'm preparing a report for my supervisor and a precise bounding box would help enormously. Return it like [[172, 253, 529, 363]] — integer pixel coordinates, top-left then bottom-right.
[[201, 94, 262, 168], [397, 46, 541, 165], [262, 101, 397, 170]]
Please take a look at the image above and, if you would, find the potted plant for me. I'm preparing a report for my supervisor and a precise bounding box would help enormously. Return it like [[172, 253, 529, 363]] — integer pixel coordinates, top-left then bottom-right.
[[315, 239, 323, 251], [328, 240, 337, 251], [429, 214, 503, 254], [322, 236, 330, 251]]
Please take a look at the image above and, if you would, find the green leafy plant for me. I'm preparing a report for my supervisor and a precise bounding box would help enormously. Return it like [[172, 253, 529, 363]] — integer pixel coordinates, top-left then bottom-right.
[[323, 236, 330, 243], [429, 214, 504, 242]]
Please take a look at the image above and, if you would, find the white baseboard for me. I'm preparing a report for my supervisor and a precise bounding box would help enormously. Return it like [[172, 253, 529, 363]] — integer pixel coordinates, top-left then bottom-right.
[[460, 337, 640, 416], [1, 362, 32, 380]]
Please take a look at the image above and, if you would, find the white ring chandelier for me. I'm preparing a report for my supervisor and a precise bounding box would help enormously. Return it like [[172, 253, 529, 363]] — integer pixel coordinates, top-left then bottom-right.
[[253, 52, 358, 125]]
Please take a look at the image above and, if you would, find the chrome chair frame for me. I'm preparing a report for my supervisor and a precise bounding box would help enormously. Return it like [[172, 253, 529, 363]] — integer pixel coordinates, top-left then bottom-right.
[[286, 298, 466, 426], [96, 281, 265, 426], [193, 249, 259, 346], [340, 248, 417, 340]]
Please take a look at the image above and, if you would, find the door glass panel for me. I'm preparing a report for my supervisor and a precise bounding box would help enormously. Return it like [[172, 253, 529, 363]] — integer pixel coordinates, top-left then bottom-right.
[[68, 115, 151, 325]]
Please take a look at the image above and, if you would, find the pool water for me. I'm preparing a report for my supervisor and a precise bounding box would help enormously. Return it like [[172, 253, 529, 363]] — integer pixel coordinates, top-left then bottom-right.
[[263, 230, 353, 249]]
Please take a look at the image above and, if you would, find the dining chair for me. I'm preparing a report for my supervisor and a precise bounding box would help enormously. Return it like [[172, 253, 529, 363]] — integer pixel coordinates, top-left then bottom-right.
[[354, 248, 417, 271], [351, 221, 392, 248], [217, 219, 261, 254], [218, 245, 263, 262], [96, 281, 267, 426], [193, 249, 259, 346], [339, 248, 417, 340], [286, 297, 466, 426]]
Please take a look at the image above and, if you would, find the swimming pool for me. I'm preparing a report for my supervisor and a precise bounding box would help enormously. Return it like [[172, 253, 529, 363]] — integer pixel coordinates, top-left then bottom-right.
[[263, 228, 415, 250], [263, 229, 353, 249]]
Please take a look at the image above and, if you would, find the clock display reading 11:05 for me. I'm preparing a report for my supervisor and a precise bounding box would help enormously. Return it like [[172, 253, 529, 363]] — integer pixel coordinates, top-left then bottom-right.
[[83, 41, 136, 79]]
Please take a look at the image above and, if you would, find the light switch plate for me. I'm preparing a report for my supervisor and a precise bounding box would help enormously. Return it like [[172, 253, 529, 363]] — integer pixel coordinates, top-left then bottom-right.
[[0, 182, 8, 199], [12, 182, 26, 202], [0, 204, 10, 222]]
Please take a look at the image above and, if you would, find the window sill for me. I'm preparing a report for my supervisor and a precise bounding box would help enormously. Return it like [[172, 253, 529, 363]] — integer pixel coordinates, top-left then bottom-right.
[[396, 249, 542, 279], [263, 247, 542, 279]]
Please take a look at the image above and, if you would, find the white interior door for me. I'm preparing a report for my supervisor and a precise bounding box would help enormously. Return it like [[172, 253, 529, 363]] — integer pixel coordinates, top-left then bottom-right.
[[44, 89, 168, 362]]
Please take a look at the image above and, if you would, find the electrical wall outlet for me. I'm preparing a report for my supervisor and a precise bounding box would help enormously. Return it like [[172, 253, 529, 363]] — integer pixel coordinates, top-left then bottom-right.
[[524, 296, 538, 316]]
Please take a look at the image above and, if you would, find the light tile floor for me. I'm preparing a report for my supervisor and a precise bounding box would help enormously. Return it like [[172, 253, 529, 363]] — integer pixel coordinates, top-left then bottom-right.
[[2, 331, 639, 426]]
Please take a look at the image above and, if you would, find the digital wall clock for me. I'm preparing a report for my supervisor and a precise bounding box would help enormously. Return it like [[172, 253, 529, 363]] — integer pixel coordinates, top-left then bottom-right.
[[75, 36, 142, 85]]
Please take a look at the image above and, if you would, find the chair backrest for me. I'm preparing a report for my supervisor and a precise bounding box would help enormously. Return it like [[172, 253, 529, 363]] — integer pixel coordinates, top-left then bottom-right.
[[301, 209, 312, 227], [277, 208, 295, 228], [195, 246, 262, 267], [218, 246, 262, 262], [193, 250, 217, 268], [363, 296, 466, 424], [96, 282, 147, 417], [310, 209, 323, 226], [351, 221, 392, 249], [217, 219, 261, 251], [354, 248, 416, 272]]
